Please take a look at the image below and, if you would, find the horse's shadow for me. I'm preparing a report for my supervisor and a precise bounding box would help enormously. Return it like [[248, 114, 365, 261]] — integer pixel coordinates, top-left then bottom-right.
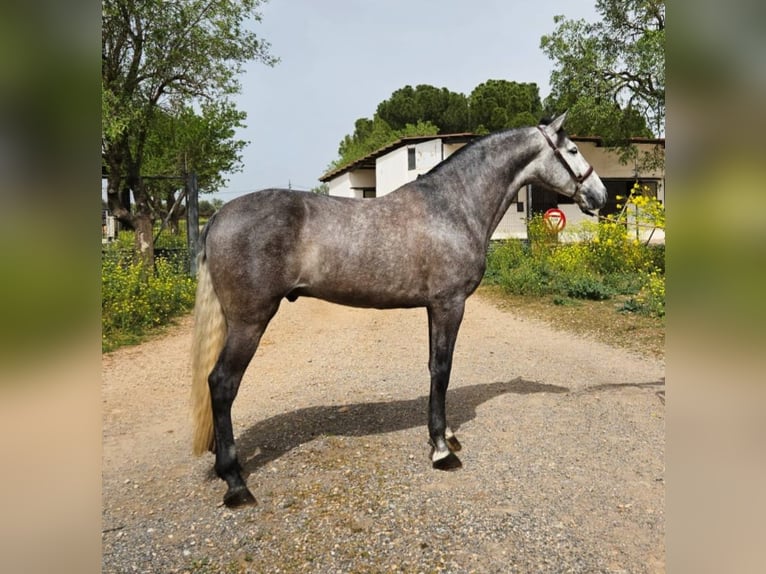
[[233, 378, 568, 475]]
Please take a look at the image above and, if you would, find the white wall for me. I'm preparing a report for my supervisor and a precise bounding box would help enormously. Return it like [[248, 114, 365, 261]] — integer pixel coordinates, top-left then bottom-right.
[[412, 139, 443, 174], [375, 147, 408, 197], [327, 172, 353, 198], [349, 170, 375, 197], [327, 169, 375, 198], [376, 138, 448, 196], [493, 188, 530, 239]]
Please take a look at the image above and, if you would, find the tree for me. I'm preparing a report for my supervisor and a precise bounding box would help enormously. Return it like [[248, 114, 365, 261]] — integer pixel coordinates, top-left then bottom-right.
[[376, 85, 471, 133], [311, 183, 329, 195], [102, 0, 276, 264], [141, 102, 247, 234], [198, 198, 224, 218], [468, 80, 543, 133], [540, 0, 664, 149]]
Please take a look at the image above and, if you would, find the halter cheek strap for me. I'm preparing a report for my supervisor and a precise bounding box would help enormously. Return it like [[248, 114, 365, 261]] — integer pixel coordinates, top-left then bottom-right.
[[536, 126, 594, 185]]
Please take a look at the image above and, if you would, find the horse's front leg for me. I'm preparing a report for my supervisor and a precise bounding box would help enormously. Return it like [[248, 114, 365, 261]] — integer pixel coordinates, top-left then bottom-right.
[[426, 300, 465, 470]]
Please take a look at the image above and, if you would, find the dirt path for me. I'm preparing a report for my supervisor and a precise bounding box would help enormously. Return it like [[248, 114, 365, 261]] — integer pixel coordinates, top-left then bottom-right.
[[102, 294, 665, 573]]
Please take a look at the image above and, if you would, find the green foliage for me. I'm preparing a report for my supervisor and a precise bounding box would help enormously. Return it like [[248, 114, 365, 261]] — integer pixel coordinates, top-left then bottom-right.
[[102, 0, 277, 258], [540, 1, 664, 173], [102, 232, 197, 351], [485, 214, 665, 317], [558, 273, 614, 301], [199, 198, 224, 218], [541, 1, 664, 138], [142, 103, 249, 196], [330, 80, 543, 171], [485, 238, 527, 284], [311, 182, 330, 195], [468, 79, 543, 133], [636, 269, 665, 317], [376, 84, 471, 133]]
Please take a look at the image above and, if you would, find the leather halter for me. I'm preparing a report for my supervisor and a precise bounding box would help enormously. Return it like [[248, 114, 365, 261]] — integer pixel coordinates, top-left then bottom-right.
[[537, 125, 594, 186]]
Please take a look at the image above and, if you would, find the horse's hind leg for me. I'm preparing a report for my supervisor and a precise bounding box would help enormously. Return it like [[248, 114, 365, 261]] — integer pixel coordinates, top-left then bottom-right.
[[426, 299, 466, 470], [209, 315, 275, 507]]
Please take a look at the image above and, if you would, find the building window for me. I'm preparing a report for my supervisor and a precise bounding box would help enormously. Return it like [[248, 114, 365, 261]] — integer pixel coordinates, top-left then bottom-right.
[[408, 148, 416, 170]]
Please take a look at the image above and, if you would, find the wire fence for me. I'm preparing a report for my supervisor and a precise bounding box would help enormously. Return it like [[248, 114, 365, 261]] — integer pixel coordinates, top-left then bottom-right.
[[101, 246, 192, 275]]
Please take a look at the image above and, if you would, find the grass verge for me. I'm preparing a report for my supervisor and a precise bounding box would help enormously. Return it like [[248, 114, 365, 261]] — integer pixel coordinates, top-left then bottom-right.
[[478, 285, 664, 360]]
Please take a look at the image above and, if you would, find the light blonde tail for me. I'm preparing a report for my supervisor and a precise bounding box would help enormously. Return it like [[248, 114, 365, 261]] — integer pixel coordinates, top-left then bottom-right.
[[190, 253, 227, 455]]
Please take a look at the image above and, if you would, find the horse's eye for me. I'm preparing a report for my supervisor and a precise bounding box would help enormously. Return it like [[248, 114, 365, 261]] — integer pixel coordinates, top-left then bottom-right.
[[568, 147, 578, 155]]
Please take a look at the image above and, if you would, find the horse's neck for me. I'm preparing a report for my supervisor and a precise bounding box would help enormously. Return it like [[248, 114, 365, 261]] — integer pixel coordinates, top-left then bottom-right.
[[427, 128, 541, 246]]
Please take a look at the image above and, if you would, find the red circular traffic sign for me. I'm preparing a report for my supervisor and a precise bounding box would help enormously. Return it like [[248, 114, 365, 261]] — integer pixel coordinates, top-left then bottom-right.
[[543, 208, 567, 232]]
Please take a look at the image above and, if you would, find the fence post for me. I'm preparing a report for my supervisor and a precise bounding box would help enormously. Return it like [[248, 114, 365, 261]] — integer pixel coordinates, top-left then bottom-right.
[[186, 172, 199, 276]]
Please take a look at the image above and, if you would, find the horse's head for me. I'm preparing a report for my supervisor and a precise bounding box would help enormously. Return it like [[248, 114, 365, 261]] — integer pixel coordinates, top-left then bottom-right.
[[533, 112, 608, 215]]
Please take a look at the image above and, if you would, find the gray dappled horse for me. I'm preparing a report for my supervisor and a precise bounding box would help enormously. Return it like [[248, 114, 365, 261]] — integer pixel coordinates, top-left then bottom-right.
[[191, 113, 607, 507]]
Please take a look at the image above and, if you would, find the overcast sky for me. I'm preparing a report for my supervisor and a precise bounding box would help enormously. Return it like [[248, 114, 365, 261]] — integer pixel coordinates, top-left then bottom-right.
[[213, 0, 599, 201]]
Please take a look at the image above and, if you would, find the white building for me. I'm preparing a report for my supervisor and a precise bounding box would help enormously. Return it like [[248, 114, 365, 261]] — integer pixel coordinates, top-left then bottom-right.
[[319, 133, 665, 242]]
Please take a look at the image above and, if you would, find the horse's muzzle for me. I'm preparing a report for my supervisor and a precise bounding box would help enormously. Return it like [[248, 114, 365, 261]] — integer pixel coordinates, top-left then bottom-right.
[[576, 178, 608, 216]]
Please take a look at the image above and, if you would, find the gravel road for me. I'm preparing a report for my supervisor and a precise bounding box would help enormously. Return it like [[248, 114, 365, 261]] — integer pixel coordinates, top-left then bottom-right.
[[102, 292, 665, 573]]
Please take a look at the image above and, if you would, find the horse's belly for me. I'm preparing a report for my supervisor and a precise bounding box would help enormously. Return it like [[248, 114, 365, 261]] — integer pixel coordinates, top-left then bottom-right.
[[296, 274, 431, 309]]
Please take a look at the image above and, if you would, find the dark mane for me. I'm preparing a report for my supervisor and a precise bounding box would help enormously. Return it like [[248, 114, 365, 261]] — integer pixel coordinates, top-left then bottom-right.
[[422, 129, 513, 177], [421, 127, 531, 179]]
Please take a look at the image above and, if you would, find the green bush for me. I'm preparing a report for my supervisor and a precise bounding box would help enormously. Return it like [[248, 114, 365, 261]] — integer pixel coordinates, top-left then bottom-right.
[[484, 216, 665, 316], [556, 272, 614, 301], [102, 230, 197, 351], [485, 239, 529, 284], [500, 259, 554, 297]]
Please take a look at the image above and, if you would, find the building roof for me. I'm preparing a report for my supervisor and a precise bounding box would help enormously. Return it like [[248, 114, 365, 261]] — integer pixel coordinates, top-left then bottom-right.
[[319, 133, 476, 182], [319, 132, 665, 182], [570, 135, 666, 147]]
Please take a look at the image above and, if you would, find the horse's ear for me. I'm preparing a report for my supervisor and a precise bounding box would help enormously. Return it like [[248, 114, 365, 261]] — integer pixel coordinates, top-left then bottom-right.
[[547, 111, 568, 133]]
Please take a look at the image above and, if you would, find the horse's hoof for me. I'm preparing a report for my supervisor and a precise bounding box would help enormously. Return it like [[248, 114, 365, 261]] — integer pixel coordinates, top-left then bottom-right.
[[432, 451, 462, 471], [446, 435, 462, 452], [223, 486, 257, 508]]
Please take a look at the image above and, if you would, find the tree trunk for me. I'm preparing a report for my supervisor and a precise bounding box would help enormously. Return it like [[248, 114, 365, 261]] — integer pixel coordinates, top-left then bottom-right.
[[104, 141, 155, 266], [130, 172, 155, 268], [105, 173, 154, 268], [133, 213, 154, 267]]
